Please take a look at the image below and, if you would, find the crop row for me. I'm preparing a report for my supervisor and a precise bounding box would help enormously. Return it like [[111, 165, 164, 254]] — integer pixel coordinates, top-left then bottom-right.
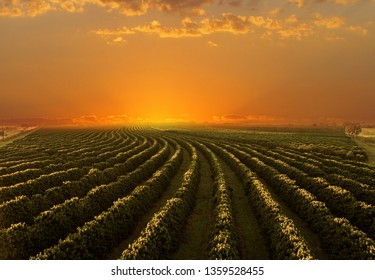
[[0, 135, 148, 204], [0, 130, 136, 187], [0, 128, 133, 172], [253, 145, 375, 205], [221, 144, 375, 259], [200, 141, 315, 259], [32, 139, 183, 259], [284, 148, 375, 187], [192, 141, 240, 260], [0, 137, 170, 259], [236, 144, 375, 241], [0, 128, 120, 166], [121, 140, 200, 259]]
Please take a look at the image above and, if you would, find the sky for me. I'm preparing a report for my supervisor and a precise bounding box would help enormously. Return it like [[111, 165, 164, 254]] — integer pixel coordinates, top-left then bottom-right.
[[0, 0, 374, 125]]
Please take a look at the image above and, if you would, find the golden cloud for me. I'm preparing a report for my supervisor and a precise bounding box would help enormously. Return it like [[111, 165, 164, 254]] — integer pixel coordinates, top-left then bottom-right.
[[222, 114, 248, 120], [208, 40, 218, 47], [334, 0, 358, 4], [92, 10, 369, 42], [0, 0, 54, 17], [285, 14, 299, 23], [286, 0, 360, 8], [325, 36, 345, 41], [191, 7, 206, 15], [0, 0, 370, 18], [213, 114, 284, 123], [314, 14, 345, 28], [3, 0, 368, 43], [154, 0, 212, 13], [93, 27, 135, 36], [72, 114, 132, 124], [347, 25, 368, 35], [200, 13, 252, 34], [93, 26, 135, 44], [100, 0, 150, 16], [289, 0, 305, 8], [0, 0, 212, 17], [278, 23, 314, 40], [249, 16, 266, 27], [133, 18, 202, 38], [122, 13, 254, 38], [264, 18, 282, 30]]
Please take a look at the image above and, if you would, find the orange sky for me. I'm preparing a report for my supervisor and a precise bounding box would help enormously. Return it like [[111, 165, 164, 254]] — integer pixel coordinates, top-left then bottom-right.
[[0, 0, 374, 124]]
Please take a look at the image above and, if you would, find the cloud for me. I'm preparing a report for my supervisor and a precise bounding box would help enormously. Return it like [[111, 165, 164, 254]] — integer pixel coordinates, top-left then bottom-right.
[[90, 0, 149, 16], [223, 114, 248, 120], [128, 14, 288, 39], [289, 0, 305, 8], [60, 2, 80, 13], [164, 118, 194, 123], [4, 1, 363, 42], [0, 0, 116, 17], [72, 114, 131, 125], [0, 0, 369, 18], [200, 13, 252, 34], [314, 14, 345, 28], [0, 0, 54, 17], [278, 23, 314, 40], [130, 13, 253, 38], [93, 27, 135, 43], [191, 7, 206, 15], [111, 36, 125, 43], [347, 25, 368, 35], [133, 18, 202, 38], [93, 10, 369, 42], [248, 16, 266, 27], [285, 14, 299, 23], [208, 40, 218, 47], [154, 0, 212, 13], [227, 0, 242, 7], [325, 36, 345, 41], [269, 8, 281, 16], [264, 18, 282, 30], [334, 0, 358, 4], [105, 114, 130, 123], [213, 114, 284, 123], [286, 0, 360, 8], [0, 0, 212, 17], [57, 0, 94, 13], [73, 115, 100, 124], [164, 113, 195, 123], [306, 0, 359, 5], [93, 27, 135, 36]]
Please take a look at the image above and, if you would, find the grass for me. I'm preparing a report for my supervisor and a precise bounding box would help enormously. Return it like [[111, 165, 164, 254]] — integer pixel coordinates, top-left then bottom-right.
[[354, 128, 375, 165], [0, 128, 36, 147]]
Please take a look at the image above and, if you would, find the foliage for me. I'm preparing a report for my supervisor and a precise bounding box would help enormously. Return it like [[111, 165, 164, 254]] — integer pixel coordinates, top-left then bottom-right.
[[0, 126, 374, 260]]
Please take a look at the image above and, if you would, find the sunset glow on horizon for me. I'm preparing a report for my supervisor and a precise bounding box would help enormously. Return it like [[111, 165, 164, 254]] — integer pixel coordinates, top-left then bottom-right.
[[1, 0, 374, 125]]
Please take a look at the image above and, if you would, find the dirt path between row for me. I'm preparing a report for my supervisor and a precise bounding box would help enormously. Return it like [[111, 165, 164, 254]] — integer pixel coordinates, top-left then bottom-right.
[[106, 146, 191, 259], [171, 150, 214, 260]]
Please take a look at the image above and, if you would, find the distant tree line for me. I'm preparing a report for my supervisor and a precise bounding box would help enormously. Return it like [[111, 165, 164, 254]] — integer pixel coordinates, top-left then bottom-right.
[[344, 122, 362, 136]]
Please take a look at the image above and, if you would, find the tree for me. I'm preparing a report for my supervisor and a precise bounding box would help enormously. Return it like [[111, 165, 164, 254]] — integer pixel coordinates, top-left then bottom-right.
[[344, 122, 362, 136]]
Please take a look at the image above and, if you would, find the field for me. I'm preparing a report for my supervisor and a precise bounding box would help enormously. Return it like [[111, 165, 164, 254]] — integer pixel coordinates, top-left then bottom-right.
[[0, 126, 375, 260], [0, 127, 36, 148]]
